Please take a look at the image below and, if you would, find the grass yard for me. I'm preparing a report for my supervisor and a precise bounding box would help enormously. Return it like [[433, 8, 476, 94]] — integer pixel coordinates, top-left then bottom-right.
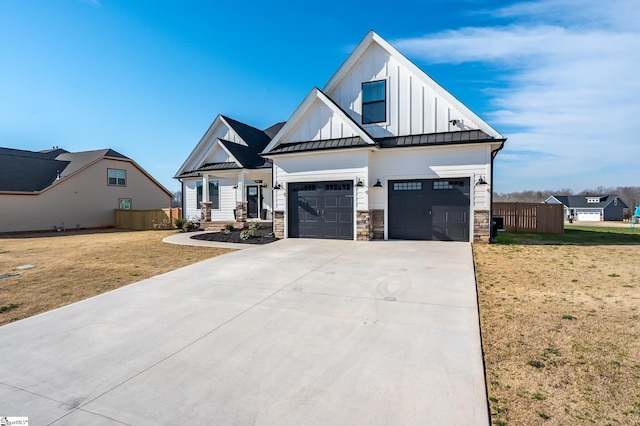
[[474, 226, 640, 425], [0, 230, 233, 326]]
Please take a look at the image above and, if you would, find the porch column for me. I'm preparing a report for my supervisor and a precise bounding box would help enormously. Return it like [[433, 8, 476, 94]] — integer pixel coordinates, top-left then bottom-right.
[[201, 175, 211, 222], [236, 171, 247, 222]]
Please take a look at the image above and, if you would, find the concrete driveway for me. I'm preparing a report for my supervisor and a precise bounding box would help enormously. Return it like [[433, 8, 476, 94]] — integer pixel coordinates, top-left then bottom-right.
[[0, 239, 488, 425]]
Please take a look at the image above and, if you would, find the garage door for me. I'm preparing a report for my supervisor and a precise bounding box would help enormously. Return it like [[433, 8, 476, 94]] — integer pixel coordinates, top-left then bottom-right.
[[288, 181, 353, 240], [577, 211, 600, 221], [388, 178, 470, 241]]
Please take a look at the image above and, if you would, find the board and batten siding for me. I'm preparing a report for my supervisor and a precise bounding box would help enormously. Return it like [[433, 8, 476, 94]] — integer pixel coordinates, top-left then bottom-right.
[[0, 158, 171, 233], [284, 100, 360, 143], [326, 42, 481, 138]]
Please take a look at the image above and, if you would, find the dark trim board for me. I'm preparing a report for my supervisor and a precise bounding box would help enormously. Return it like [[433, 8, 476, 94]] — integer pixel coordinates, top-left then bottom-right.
[[388, 178, 471, 241], [288, 181, 354, 240]]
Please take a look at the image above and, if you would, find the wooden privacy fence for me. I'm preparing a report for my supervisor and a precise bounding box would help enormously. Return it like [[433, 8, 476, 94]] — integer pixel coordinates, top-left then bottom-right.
[[493, 202, 564, 234], [114, 208, 182, 230]]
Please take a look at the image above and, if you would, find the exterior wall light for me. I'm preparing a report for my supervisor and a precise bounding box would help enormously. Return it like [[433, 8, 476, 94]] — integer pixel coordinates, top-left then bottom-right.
[[356, 179, 364, 187], [373, 179, 383, 188]]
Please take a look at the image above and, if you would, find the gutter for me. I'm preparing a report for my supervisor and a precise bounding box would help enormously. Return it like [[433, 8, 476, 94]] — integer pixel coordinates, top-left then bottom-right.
[[489, 138, 507, 243]]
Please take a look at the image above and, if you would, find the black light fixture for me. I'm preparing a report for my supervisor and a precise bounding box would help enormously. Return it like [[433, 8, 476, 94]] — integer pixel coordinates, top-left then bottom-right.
[[373, 179, 383, 188], [233, 184, 238, 189], [356, 179, 364, 187], [254, 179, 263, 184], [274, 182, 282, 189], [476, 176, 488, 186]]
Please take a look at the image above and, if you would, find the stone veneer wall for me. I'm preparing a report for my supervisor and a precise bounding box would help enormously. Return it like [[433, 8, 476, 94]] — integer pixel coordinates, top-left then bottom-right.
[[235, 201, 247, 222], [356, 211, 373, 241], [273, 211, 285, 239], [371, 209, 384, 240], [200, 202, 211, 222], [473, 210, 490, 242]]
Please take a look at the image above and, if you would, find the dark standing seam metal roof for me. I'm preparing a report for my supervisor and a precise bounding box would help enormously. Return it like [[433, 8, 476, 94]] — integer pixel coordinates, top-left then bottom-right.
[[176, 118, 280, 179], [267, 137, 369, 154], [0, 147, 130, 192], [377, 129, 500, 148], [195, 162, 241, 171], [265, 130, 503, 156], [551, 195, 629, 209]]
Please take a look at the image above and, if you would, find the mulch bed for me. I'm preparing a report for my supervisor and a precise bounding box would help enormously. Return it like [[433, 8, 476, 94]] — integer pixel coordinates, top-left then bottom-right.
[[190, 229, 279, 245]]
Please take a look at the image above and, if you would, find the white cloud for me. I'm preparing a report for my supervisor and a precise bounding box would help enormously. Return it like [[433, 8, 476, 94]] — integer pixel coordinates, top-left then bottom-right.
[[393, 0, 640, 192]]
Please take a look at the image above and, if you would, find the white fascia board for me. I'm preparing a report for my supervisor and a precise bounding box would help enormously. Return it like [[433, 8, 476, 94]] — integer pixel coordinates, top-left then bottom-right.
[[176, 114, 248, 177], [263, 88, 375, 154], [175, 114, 223, 176], [323, 31, 504, 140]]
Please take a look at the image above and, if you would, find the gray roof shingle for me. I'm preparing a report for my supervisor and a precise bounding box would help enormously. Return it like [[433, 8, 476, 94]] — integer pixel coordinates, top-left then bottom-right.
[[0, 147, 130, 192]]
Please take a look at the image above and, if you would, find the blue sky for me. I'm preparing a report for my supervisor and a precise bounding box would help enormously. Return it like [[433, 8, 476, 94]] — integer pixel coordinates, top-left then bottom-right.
[[2, 0, 638, 194]]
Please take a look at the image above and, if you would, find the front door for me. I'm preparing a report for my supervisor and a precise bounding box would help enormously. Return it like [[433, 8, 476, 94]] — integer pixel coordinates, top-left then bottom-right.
[[246, 186, 259, 219]]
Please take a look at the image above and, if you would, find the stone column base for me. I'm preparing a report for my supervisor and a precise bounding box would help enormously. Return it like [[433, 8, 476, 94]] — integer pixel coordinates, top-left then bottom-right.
[[200, 202, 212, 222], [273, 211, 285, 238]]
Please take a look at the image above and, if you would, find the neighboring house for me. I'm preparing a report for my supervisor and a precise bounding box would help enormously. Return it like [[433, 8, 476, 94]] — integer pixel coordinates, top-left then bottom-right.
[[174, 115, 283, 225], [545, 195, 628, 221], [261, 31, 506, 242], [0, 147, 172, 233]]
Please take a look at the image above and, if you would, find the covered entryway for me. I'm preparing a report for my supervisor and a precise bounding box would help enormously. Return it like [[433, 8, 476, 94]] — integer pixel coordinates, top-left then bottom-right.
[[288, 181, 353, 239], [388, 178, 470, 241]]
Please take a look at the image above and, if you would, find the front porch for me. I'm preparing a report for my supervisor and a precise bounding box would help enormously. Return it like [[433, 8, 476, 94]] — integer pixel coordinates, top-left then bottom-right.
[[200, 200, 272, 232]]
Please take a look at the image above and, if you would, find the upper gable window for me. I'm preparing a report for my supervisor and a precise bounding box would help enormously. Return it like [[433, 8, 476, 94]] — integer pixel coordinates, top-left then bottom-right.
[[108, 169, 126, 186], [362, 80, 386, 124]]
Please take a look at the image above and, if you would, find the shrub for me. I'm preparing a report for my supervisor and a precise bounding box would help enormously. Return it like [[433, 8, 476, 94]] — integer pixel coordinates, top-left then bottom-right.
[[185, 217, 201, 231], [240, 229, 255, 240], [174, 217, 187, 230], [223, 223, 235, 234], [248, 221, 262, 231]]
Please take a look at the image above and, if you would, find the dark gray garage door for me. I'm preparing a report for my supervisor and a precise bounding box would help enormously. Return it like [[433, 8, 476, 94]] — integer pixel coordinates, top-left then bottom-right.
[[388, 178, 470, 241], [288, 181, 354, 240]]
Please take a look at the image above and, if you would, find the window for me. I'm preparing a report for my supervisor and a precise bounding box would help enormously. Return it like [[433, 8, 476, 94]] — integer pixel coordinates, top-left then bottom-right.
[[196, 180, 219, 209], [108, 169, 126, 186], [362, 80, 386, 124], [119, 198, 132, 210], [393, 182, 422, 191], [433, 180, 464, 190]]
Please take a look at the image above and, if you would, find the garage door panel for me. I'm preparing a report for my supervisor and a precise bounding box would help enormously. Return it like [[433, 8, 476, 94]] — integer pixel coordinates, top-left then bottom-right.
[[432, 206, 469, 241], [389, 178, 470, 242], [288, 181, 354, 240]]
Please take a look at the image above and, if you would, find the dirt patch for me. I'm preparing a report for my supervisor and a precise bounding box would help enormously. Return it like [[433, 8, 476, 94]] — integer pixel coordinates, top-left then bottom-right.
[[474, 240, 640, 425], [0, 230, 233, 326], [190, 229, 278, 245]]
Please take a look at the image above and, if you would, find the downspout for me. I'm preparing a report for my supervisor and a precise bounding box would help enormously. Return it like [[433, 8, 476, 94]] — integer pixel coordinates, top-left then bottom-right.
[[490, 139, 507, 243]]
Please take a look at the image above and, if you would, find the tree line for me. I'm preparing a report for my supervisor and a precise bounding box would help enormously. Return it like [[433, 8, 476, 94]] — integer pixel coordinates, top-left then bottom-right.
[[494, 186, 640, 211]]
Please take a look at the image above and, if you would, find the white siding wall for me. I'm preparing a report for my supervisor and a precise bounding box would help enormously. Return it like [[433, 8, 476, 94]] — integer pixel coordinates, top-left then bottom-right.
[[183, 179, 200, 220], [326, 43, 482, 138], [368, 144, 492, 211], [0, 159, 171, 233], [273, 150, 369, 213]]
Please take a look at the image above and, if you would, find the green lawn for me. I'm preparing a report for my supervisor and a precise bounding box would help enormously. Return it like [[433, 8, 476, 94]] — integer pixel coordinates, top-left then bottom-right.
[[496, 226, 640, 245]]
